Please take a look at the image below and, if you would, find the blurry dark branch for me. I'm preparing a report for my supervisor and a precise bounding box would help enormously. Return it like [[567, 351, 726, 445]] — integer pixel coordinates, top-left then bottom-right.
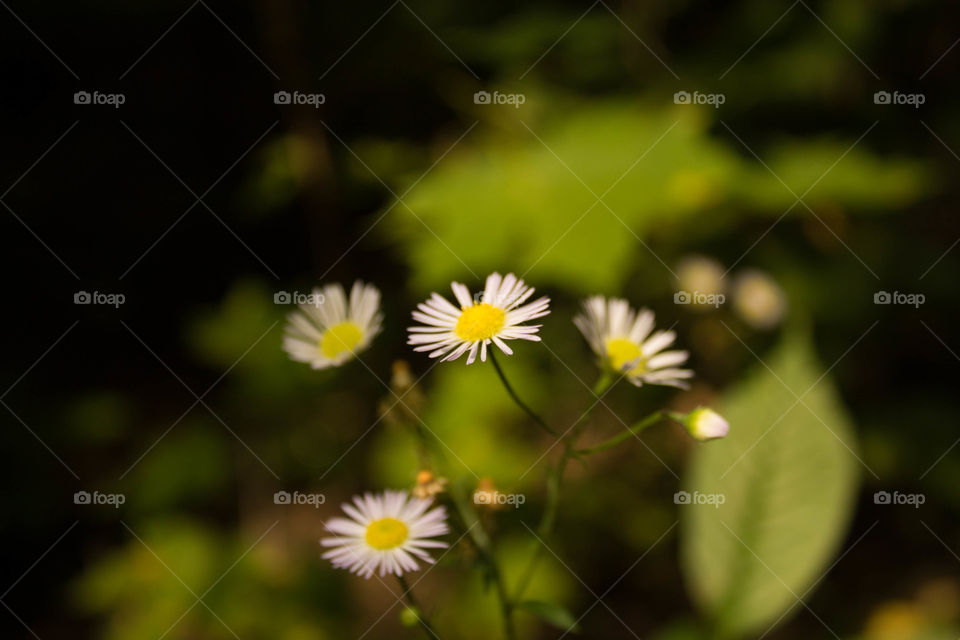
[[257, 0, 339, 265]]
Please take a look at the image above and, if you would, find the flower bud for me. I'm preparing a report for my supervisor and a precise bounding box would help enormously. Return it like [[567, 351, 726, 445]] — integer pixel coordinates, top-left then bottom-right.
[[683, 408, 729, 441], [412, 469, 447, 499], [400, 606, 422, 627], [378, 360, 425, 428]]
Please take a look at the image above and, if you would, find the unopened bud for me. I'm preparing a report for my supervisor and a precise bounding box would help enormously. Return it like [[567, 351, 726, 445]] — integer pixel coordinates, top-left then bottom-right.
[[400, 606, 421, 627], [682, 408, 730, 441]]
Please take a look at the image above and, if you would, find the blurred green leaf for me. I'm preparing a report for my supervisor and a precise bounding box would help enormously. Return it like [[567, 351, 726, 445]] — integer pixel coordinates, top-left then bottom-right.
[[185, 279, 307, 399], [426, 534, 572, 639], [384, 99, 928, 293], [650, 619, 709, 640], [680, 329, 859, 637], [371, 358, 545, 490], [73, 519, 221, 640], [187, 280, 277, 371], [126, 422, 230, 511], [517, 599, 581, 632]]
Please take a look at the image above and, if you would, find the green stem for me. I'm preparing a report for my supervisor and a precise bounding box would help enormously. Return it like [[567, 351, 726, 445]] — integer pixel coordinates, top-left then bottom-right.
[[513, 372, 617, 603], [488, 349, 556, 436], [397, 575, 441, 639], [448, 484, 517, 640], [409, 424, 516, 639], [576, 410, 670, 456]]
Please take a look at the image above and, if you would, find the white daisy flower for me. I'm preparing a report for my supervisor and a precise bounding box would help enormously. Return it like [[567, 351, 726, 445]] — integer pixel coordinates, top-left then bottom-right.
[[321, 490, 449, 579], [574, 296, 693, 388], [282, 281, 382, 369], [407, 272, 550, 364]]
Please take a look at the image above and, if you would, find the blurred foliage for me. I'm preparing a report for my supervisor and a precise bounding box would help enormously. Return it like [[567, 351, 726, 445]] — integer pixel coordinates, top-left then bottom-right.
[[682, 329, 859, 637], [370, 357, 546, 491], [73, 518, 336, 640], [383, 99, 928, 292], [124, 422, 231, 514]]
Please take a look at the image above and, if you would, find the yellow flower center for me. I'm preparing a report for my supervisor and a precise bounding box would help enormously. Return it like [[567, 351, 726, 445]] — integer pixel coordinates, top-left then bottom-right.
[[605, 338, 647, 375], [319, 322, 364, 359], [365, 517, 409, 550], [455, 304, 505, 342]]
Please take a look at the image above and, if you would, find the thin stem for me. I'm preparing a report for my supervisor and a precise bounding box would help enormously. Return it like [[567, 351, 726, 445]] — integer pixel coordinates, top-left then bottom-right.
[[397, 575, 441, 639], [409, 422, 515, 639], [576, 410, 669, 455], [513, 372, 617, 602], [488, 349, 555, 436], [448, 484, 517, 640]]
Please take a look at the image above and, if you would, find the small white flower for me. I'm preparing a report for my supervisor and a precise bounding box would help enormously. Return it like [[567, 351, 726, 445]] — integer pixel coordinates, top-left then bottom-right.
[[574, 296, 693, 388], [283, 281, 382, 369], [321, 490, 449, 579], [683, 407, 729, 441], [407, 272, 550, 364], [675, 255, 727, 310], [732, 269, 786, 329], [676, 255, 726, 299]]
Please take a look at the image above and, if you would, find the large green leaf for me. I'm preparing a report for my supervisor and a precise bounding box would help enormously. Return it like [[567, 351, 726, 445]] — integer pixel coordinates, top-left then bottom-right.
[[381, 99, 927, 293], [680, 330, 859, 637]]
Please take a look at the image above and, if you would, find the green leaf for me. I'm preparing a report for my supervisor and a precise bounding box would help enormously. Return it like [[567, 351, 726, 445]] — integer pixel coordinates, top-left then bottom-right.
[[381, 99, 928, 293], [650, 620, 709, 640], [517, 600, 581, 633], [680, 330, 859, 637]]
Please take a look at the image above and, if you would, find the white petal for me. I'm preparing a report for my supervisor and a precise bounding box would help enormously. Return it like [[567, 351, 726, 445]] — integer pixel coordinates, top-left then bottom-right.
[[646, 350, 689, 369], [641, 330, 676, 356], [451, 282, 473, 308]]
